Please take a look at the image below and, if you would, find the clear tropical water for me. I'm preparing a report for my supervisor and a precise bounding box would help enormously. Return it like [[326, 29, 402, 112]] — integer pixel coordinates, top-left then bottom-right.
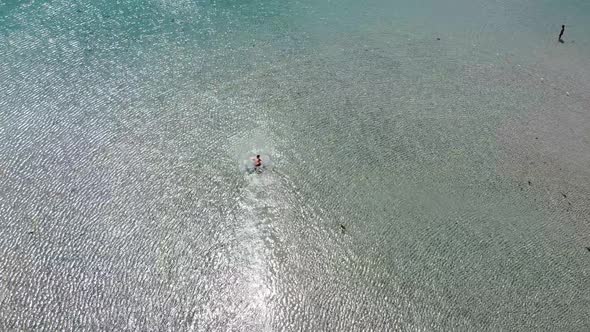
[[1, 0, 589, 330]]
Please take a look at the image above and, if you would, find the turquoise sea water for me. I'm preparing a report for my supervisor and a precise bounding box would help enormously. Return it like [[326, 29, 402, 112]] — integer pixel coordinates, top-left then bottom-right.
[[1, 0, 589, 330]]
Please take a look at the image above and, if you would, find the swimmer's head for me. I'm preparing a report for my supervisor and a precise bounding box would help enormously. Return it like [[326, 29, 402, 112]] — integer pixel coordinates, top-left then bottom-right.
[[256, 155, 260, 158]]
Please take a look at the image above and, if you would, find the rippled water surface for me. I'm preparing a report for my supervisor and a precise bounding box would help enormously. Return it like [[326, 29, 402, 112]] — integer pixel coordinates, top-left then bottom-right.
[[1, 0, 589, 330]]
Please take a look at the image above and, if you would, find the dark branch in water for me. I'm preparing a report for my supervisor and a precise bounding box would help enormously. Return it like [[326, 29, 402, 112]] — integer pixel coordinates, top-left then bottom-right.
[[558, 25, 565, 43]]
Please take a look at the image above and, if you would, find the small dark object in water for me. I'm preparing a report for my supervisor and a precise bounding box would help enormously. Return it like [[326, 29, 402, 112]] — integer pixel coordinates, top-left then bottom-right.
[[535, 137, 538, 139], [586, 247, 590, 252], [558, 25, 565, 43], [561, 192, 567, 198], [28, 231, 34, 235], [528, 180, 532, 185], [340, 224, 346, 231], [436, 38, 440, 41]]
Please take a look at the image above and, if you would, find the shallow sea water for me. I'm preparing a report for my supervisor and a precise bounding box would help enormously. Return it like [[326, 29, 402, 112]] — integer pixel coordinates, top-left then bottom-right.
[[1, 0, 589, 330]]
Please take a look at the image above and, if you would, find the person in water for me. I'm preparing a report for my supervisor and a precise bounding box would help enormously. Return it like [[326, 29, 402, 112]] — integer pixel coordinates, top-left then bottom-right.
[[253, 155, 263, 168], [558, 25, 565, 43]]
